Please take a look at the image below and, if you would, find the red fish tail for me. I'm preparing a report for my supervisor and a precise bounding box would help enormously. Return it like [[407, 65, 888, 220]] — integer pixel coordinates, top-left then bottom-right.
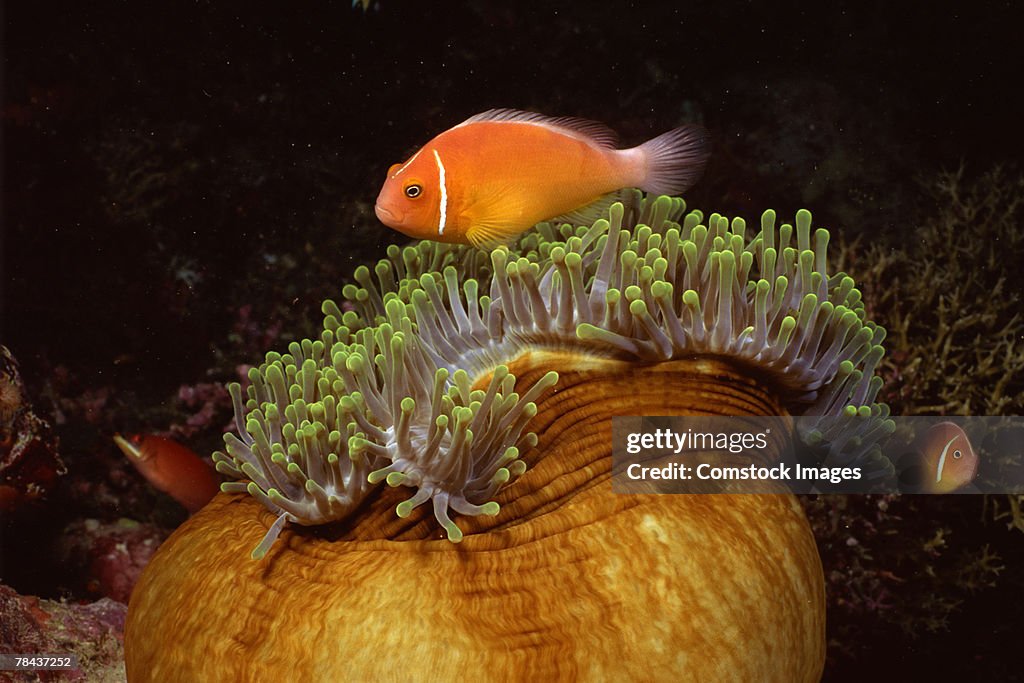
[[637, 124, 711, 196]]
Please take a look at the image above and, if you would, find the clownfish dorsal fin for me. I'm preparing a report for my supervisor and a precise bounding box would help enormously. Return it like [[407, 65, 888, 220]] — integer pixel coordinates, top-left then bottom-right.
[[458, 108, 620, 149], [549, 189, 631, 228]]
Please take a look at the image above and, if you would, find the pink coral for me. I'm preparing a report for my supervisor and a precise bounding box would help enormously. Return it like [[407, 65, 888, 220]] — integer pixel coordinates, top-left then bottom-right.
[[55, 519, 168, 604]]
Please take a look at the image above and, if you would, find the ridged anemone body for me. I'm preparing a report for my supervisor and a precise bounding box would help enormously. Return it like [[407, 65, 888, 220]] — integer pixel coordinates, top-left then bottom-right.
[[126, 194, 891, 682]]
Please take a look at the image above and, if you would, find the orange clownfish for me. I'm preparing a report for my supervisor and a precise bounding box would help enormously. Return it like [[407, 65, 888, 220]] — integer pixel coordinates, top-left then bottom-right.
[[374, 108, 710, 249], [899, 422, 979, 493], [113, 434, 220, 513]]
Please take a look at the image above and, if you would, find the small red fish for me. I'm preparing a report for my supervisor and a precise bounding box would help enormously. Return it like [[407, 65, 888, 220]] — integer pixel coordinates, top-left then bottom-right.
[[900, 422, 979, 493], [113, 434, 220, 513], [375, 108, 710, 249]]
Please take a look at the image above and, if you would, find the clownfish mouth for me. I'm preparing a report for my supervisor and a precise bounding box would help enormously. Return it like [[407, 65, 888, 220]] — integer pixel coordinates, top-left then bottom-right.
[[374, 203, 400, 226]]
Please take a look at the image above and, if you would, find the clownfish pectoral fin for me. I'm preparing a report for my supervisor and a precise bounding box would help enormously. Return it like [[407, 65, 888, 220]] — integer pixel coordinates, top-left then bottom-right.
[[549, 190, 631, 229], [466, 222, 518, 251]]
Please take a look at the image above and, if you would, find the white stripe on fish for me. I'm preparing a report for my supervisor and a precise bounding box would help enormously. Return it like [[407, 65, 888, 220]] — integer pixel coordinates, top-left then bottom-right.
[[934, 435, 958, 483], [392, 147, 423, 177], [433, 149, 448, 235]]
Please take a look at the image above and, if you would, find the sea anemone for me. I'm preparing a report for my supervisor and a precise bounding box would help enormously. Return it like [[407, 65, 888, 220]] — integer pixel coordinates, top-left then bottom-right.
[[126, 193, 890, 681]]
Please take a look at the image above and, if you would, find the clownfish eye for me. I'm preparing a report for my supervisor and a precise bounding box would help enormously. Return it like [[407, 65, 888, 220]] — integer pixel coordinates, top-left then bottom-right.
[[953, 450, 962, 459], [404, 184, 422, 199]]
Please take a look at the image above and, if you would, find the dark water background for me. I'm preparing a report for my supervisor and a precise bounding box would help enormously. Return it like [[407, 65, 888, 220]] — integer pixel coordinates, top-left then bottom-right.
[[3, 1, 1022, 681]]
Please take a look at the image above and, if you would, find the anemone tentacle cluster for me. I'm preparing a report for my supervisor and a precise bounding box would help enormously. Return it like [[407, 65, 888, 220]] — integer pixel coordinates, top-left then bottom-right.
[[214, 192, 893, 558]]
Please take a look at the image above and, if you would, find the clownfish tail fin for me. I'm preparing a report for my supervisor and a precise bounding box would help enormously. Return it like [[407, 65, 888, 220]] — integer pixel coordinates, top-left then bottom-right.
[[637, 124, 711, 196]]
